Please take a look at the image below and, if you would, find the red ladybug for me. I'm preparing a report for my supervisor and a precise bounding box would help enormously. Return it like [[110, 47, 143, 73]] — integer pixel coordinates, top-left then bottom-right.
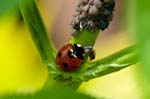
[[56, 44, 95, 72], [56, 44, 85, 72]]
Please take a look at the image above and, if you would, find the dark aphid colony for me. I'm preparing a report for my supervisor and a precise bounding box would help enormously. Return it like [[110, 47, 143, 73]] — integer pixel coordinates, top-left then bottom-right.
[[71, 0, 115, 35]]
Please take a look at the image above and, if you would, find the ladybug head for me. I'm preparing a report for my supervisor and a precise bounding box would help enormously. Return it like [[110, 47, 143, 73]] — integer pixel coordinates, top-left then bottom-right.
[[73, 44, 85, 60]]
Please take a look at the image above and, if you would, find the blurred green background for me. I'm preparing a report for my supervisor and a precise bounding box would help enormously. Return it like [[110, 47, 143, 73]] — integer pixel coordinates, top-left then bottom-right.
[[0, 0, 149, 99]]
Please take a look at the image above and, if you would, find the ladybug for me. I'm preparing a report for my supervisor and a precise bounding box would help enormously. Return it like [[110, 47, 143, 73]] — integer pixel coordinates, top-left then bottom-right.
[[56, 43, 95, 72]]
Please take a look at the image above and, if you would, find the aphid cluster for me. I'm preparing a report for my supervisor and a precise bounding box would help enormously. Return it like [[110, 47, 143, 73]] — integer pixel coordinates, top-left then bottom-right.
[[71, 0, 115, 35]]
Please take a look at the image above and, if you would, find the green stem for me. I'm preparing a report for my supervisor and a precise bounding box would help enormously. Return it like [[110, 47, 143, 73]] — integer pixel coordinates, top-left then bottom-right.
[[78, 45, 139, 81], [19, 0, 56, 70], [70, 30, 100, 47]]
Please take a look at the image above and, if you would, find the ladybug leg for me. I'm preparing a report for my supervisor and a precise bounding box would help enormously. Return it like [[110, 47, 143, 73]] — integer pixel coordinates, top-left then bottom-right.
[[89, 50, 95, 60]]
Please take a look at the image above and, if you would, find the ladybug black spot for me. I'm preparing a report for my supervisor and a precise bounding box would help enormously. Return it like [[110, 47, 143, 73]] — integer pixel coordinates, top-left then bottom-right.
[[62, 62, 69, 68], [58, 52, 62, 58]]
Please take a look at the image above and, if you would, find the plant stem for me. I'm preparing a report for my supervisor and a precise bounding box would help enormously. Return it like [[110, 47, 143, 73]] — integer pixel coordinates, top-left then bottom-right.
[[19, 0, 56, 70], [78, 45, 139, 81], [70, 30, 100, 47]]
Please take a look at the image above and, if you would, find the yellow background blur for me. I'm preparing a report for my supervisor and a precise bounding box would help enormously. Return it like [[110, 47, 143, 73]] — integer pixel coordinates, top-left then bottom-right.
[[0, 0, 141, 99]]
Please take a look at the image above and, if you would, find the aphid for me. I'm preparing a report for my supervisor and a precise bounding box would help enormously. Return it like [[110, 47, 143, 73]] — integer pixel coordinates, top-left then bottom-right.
[[56, 44, 95, 72]]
